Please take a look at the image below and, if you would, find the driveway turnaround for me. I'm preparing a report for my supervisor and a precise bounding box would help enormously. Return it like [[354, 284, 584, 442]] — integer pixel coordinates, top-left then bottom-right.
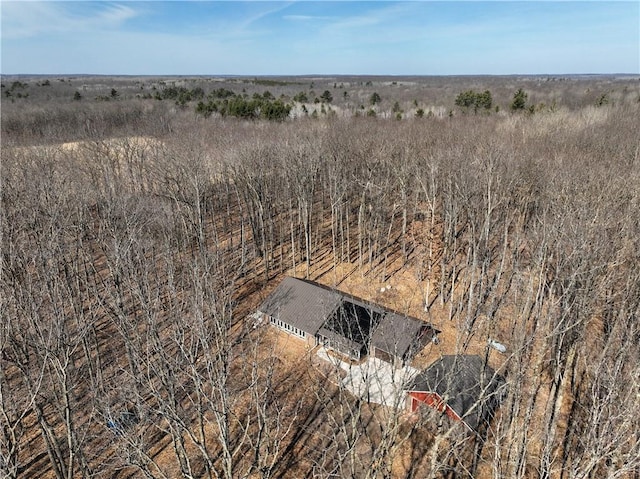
[[317, 348, 420, 408]]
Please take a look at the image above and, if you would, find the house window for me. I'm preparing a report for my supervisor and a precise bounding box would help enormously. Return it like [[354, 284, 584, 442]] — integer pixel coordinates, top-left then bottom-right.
[[272, 319, 306, 339]]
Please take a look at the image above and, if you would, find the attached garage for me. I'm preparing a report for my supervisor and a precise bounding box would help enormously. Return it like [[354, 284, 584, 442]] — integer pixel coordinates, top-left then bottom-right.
[[371, 313, 439, 368], [374, 347, 393, 364]]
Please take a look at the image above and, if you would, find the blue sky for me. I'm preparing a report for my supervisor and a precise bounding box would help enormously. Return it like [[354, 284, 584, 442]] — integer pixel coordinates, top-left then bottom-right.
[[1, 1, 638, 75]]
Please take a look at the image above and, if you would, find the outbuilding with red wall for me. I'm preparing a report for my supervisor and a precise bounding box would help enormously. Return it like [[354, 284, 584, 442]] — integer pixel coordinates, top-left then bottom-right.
[[406, 355, 505, 432]]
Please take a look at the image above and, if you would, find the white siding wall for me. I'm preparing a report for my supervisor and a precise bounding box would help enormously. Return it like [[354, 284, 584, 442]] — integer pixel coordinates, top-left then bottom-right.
[[270, 316, 306, 339]]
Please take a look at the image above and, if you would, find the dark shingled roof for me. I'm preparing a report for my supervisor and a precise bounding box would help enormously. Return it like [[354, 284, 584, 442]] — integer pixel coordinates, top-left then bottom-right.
[[410, 355, 506, 432], [258, 277, 342, 336], [371, 312, 437, 360], [259, 276, 439, 362]]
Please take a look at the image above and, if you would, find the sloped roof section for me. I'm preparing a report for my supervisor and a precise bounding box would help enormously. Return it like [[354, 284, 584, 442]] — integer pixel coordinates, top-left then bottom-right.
[[258, 276, 342, 336], [410, 355, 506, 431], [372, 312, 437, 360]]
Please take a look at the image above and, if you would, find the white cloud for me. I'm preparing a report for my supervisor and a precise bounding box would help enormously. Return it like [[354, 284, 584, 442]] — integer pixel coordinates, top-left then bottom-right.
[[96, 4, 139, 25], [1, 2, 139, 40], [239, 2, 293, 31], [323, 3, 414, 33]]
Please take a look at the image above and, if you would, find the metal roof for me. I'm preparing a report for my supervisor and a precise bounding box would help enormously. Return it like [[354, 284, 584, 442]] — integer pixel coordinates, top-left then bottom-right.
[[371, 312, 437, 360], [260, 276, 438, 362], [258, 276, 342, 336], [409, 355, 506, 432]]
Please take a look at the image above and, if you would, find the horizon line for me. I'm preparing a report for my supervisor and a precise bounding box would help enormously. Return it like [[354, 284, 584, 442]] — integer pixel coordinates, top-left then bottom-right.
[[2, 72, 639, 78]]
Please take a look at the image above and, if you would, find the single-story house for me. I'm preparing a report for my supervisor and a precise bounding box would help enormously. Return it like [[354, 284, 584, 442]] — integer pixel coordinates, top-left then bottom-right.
[[258, 276, 438, 364], [406, 355, 506, 433]]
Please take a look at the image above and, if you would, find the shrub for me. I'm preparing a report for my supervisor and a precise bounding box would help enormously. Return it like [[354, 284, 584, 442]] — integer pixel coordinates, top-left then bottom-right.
[[511, 88, 528, 111], [320, 90, 333, 103], [293, 91, 308, 103], [455, 89, 492, 113]]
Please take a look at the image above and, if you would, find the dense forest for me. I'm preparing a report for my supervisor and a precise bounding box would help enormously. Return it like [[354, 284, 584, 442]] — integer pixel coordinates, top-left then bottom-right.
[[1, 75, 639, 478]]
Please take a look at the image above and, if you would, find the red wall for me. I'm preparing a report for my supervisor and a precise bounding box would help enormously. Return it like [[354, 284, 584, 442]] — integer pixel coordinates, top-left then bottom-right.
[[408, 391, 461, 422]]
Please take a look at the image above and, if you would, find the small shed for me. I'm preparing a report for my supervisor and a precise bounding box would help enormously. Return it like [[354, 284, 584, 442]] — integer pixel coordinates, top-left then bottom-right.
[[406, 355, 506, 432]]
